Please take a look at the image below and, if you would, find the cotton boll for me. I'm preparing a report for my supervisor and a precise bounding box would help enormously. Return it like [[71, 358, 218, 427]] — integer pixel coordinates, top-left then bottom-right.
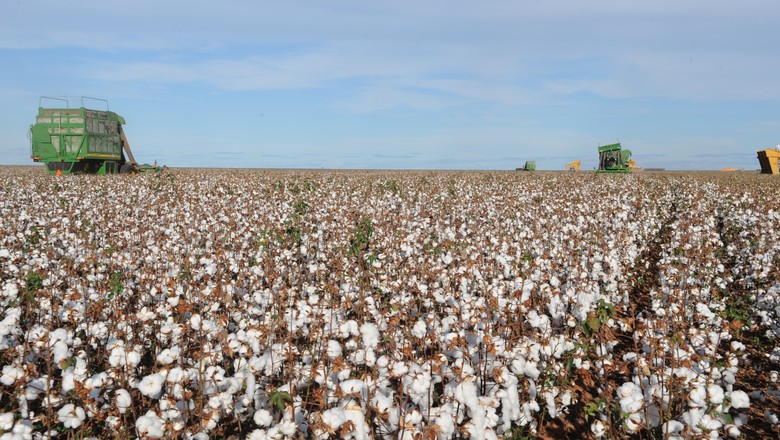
[[115, 389, 132, 414], [0, 412, 13, 430], [48, 328, 72, 365], [136, 410, 166, 438], [360, 323, 379, 349], [254, 409, 273, 427], [591, 420, 606, 437], [57, 404, 86, 429], [0, 365, 23, 386], [682, 408, 704, 434], [138, 372, 167, 399], [412, 320, 427, 339], [340, 379, 365, 396], [433, 411, 455, 439], [544, 390, 558, 418], [190, 314, 202, 331], [698, 413, 722, 431], [4, 420, 33, 438], [326, 340, 342, 360], [662, 419, 685, 439], [344, 407, 369, 440], [725, 424, 741, 437], [157, 347, 180, 365], [688, 386, 707, 408], [277, 420, 297, 436], [723, 389, 750, 410], [247, 429, 268, 440], [623, 412, 642, 433], [523, 361, 540, 380], [321, 408, 347, 431], [707, 384, 725, 405]]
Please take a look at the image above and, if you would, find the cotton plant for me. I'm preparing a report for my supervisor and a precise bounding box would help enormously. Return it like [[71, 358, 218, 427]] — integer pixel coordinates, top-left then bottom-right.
[[0, 169, 778, 438]]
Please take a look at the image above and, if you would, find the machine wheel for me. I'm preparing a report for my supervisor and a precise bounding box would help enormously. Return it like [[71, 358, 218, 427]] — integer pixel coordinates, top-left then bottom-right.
[[119, 163, 136, 174]]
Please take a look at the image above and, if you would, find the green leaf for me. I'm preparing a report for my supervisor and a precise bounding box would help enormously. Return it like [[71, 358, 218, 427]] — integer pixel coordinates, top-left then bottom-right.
[[587, 316, 601, 332]]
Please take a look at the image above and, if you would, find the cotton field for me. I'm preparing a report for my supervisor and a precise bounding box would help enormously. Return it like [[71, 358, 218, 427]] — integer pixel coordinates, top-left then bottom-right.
[[0, 167, 778, 439]]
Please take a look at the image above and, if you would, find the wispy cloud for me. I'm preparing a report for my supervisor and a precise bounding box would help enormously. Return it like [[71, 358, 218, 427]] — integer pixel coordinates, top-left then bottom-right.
[[2, 0, 778, 169]]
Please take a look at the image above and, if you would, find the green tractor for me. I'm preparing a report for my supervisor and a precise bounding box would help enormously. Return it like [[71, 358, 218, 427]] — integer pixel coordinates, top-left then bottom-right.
[[30, 96, 162, 175], [596, 143, 632, 173]]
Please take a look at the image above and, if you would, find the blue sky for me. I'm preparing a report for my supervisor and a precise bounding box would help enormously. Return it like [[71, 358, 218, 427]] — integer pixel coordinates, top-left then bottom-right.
[[1, 0, 779, 170]]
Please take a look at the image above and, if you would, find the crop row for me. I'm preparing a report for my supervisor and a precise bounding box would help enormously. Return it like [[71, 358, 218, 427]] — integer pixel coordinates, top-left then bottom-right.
[[0, 168, 778, 439]]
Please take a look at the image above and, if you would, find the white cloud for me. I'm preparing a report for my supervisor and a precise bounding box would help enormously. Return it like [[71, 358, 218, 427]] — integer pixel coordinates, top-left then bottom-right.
[[2, 0, 778, 168]]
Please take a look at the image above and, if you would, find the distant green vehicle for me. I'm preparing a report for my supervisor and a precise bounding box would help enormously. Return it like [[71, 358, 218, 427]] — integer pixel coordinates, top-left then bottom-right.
[[516, 161, 536, 171], [596, 143, 632, 173], [30, 96, 161, 175]]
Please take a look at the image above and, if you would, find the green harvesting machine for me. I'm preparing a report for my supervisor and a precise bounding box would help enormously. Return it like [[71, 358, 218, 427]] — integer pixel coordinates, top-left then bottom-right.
[[30, 96, 161, 175], [596, 143, 632, 173], [516, 161, 536, 171]]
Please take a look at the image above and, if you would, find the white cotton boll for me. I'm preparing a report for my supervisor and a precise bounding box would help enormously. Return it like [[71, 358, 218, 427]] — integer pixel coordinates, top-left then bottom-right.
[[689, 386, 707, 407], [115, 389, 132, 413], [278, 420, 297, 436], [124, 350, 142, 368], [591, 420, 606, 437], [698, 413, 722, 431], [404, 410, 423, 425], [616, 382, 639, 399], [326, 340, 342, 359], [412, 320, 427, 339], [765, 411, 779, 424], [340, 379, 365, 396], [728, 390, 750, 409], [726, 424, 741, 437], [624, 412, 642, 433], [722, 370, 736, 387], [138, 372, 166, 399], [344, 408, 369, 440], [254, 409, 273, 427], [57, 404, 86, 429], [360, 323, 379, 349], [364, 348, 376, 367], [321, 408, 347, 430], [0, 365, 23, 386], [157, 347, 180, 365], [523, 361, 540, 380], [167, 367, 187, 383], [48, 327, 71, 353], [730, 341, 745, 352], [544, 390, 558, 418], [707, 384, 725, 405], [434, 412, 455, 439], [682, 408, 703, 433], [453, 378, 480, 419], [661, 420, 685, 437], [190, 314, 202, 331], [338, 320, 359, 338], [6, 420, 33, 438], [25, 376, 50, 400], [390, 361, 408, 377], [0, 412, 13, 430], [136, 410, 165, 438], [247, 429, 267, 440]]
